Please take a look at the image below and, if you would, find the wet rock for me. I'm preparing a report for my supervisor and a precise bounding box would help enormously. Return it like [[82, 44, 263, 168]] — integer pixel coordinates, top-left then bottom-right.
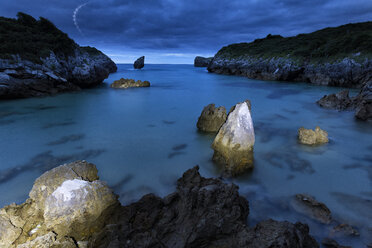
[[292, 194, 332, 224], [133, 56, 145, 69], [298, 126, 329, 145], [110, 78, 150, 89], [196, 103, 227, 132], [321, 238, 351, 248], [317, 90, 353, 110], [194, 56, 213, 67], [330, 223, 359, 237], [212, 100, 255, 176]]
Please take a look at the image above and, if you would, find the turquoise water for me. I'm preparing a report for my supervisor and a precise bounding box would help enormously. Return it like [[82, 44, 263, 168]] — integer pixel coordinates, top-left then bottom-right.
[[0, 64, 371, 245]]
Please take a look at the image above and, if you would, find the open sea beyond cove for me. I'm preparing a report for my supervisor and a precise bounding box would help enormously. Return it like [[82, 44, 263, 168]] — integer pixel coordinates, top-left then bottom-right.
[[0, 64, 371, 245]]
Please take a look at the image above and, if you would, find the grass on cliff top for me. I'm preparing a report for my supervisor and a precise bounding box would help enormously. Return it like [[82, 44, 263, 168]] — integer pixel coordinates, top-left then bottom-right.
[[0, 13, 77, 63], [216, 22, 372, 63]]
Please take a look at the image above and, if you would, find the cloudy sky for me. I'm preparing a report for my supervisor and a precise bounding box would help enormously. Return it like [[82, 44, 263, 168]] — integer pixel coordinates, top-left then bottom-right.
[[1, 0, 372, 63]]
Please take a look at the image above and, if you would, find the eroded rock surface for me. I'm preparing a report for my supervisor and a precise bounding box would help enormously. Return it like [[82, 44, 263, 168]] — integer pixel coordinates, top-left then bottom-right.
[[298, 126, 329, 145], [212, 100, 255, 176], [292, 194, 332, 224], [110, 78, 150, 89], [133, 56, 145, 69], [196, 103, 227, 132]]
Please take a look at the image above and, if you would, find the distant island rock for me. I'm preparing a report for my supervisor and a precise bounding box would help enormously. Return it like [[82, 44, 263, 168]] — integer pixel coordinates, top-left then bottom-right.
[[0, 13, 117, 99], [110, 78, 150, 89], [134, 56, 145, 69], [194, 56, 213, 67], [208, 22, 372, 88]]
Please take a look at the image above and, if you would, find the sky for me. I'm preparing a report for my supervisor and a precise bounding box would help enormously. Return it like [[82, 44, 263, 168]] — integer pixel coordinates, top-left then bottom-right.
[[1, 0, 372, 64]]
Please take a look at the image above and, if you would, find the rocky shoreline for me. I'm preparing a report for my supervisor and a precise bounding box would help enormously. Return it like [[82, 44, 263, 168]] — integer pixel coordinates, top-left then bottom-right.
[[0, 161, 319, 248]]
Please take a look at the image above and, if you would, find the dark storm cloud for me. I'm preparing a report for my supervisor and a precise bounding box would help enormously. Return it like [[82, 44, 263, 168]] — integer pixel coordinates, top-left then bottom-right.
[[0, 0, 372, 63]]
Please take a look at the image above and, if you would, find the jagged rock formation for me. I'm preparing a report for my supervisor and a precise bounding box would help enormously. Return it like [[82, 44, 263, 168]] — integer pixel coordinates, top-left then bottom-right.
[[0, 13, 117, 99], [298, 126, 329, 145], [194, 56, 213, 67], [0, 162, 319, 248], [208, 22, 372, 88], [212, 100, 255, 176], [196, 103, 227, 132], [317, 81, 372, 120], [110, 78, 150, 89], [134, 56, 145, 69]]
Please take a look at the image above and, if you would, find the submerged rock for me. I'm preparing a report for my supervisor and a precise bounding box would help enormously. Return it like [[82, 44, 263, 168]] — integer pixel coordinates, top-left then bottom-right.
[[196, 103, 227, 132], [321, 238, 351, 248], [194, 56, 213, 67], [212, 100, 255, 176], [298, 126, 329, 145], [292, 194, 332, 224], [110, 78, 150, 89], [330, 223, 359, 237], [133, 56, 145, 69]]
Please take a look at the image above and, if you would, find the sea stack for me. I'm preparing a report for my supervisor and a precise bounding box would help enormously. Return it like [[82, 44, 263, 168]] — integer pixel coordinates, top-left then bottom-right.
[[134, 56, 145, 69], [197, 103, 227, 132], [211, 100, 255, 176], [194, 56, 213, 67]]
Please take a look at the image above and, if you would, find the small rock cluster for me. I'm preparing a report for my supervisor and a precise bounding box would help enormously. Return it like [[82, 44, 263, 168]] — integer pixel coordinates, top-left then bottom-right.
[[298, 126, 329, 145], [110, 78, 150, 89]]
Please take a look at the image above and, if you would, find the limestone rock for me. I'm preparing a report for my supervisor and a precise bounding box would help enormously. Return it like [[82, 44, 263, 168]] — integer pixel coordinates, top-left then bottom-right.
[[298, 126, 329, 145], [133, 56, 145, 69], [212, 100, 255, 176], [196, 103, 227, 132], [110, 78, 150, 89], [194, 56, 213, 67], [0, 214, 22, 247], [16, 232, 77, 248], [292, 194, 332, 224]]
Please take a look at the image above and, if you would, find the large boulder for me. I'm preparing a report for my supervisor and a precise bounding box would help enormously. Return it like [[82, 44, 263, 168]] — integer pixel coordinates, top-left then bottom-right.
[[110, 78, 150, 89], [211, 100, 255, 176], [298, 126, 329, 145], [133, 56, 145, 69], [194, 56, 213, 67], [196, 103, 227, 132]]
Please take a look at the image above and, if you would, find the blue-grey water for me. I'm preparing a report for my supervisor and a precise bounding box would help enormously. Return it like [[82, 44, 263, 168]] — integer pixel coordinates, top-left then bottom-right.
[[0, 64, 371, 246]]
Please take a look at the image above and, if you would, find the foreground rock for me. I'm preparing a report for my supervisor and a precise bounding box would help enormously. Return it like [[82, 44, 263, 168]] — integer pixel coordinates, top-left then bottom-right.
[[317, 81, 372, 120], [194, 56, 213, 67], [298, 126, 329, 145], [212, 100, 255, 176], [197, 103, 227, 132], [110, 78, 150, 89], [0, 162, 319, 248], [0, 14, 117, 99], [292, 194, 332, 224], [133, 56, 145, 69]]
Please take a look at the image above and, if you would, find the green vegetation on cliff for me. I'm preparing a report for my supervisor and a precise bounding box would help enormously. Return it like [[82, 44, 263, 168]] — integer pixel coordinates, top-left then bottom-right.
[[216, 22, 372, 63], [0, 12, 76, 63]]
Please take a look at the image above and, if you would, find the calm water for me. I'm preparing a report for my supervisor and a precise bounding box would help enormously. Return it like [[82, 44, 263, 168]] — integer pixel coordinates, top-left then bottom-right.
[[0, 64, 371, 245]]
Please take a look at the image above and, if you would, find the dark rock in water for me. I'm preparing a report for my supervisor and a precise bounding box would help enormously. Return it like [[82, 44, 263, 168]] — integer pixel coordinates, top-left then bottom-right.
[[317, 81, 372, 121], [322, 238, 351, 248], [133, 56, 145, 69], [292, 194, 332, 224], [197, 103, 227, 132], [110, 78, 150, 89], [194, 56, 213, 67], [330, 223, 359, 237]]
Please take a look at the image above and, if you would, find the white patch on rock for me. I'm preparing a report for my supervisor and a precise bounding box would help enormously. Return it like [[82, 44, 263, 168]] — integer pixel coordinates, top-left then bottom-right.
[[51, 179, 89, 202], [29, 224, 41, 236]]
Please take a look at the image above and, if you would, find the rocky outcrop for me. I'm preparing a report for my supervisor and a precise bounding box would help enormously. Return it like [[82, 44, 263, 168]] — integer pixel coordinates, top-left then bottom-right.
[[133, 56, 145, 69], [212, 100, 255, 176], [194, 56, 213, 67], [196, 103, 227, 132], [291, 194, 332, 224], [0, 162, 319, 248], [0, 48, 117, 100], [110, 78, 150, 89], [298, 126, 329, 145], [317, 81, 372, 120]]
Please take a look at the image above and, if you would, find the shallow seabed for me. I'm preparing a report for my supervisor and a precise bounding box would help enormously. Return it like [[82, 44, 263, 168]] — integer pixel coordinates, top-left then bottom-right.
[[0, 64, 371, 246]]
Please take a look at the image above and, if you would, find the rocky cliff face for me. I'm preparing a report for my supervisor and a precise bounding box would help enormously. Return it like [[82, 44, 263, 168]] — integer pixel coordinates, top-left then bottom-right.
[[194, 56, 213, 67], [208, 56, 372, 88], [0, 48, 117, 99]]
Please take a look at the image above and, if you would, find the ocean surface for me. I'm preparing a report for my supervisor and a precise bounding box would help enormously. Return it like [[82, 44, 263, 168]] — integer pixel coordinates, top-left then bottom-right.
[[0, 64, 371, 245]]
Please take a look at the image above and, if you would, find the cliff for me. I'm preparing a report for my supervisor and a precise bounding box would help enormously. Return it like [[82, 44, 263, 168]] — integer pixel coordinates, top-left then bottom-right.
[[0, 13, 117, 99], [208, 22, 372, 88]]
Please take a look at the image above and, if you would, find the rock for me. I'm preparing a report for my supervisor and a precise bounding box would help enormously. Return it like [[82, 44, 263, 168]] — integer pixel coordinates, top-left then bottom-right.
[[321, 238, 351, 248], [194, 56, 213, 67], [133, 56, 145, 69], [317, 90, 353, 110], [16, 232, 77, 248], [196, 103, 227, 132], [0, 214, 22, 247], [292, 194, 332, 224], [330, 223, 359, 237], [298, 126, 329, 145], [211, 100, 255, 176], [110, 78, 150, 89]]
